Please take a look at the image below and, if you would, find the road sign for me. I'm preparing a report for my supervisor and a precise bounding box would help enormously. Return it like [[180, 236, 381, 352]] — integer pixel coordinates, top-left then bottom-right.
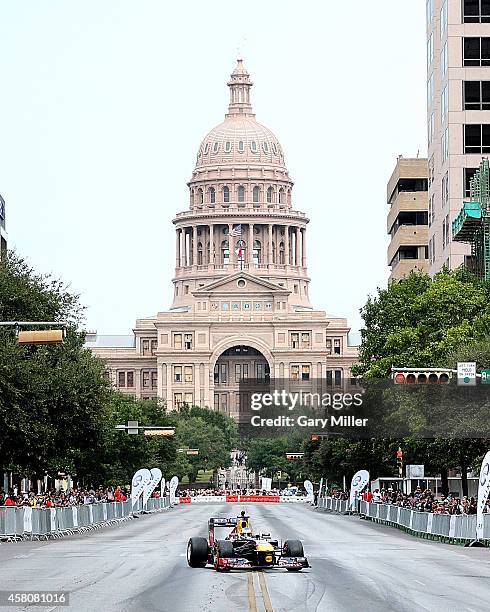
[[144, 429, 175, 437], [457, 362, 477, 386], [128, 420, 139, 435], [482, 369, 490, 384]]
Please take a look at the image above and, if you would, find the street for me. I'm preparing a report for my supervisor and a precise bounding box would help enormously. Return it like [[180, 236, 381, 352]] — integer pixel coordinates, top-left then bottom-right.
[[1, 503, 490, 612]]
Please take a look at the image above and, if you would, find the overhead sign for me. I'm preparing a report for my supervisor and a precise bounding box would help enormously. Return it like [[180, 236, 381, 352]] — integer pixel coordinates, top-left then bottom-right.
[[481, 369, 490, 384], [406, 464, 425, 479], [457, 362, 476, 386]]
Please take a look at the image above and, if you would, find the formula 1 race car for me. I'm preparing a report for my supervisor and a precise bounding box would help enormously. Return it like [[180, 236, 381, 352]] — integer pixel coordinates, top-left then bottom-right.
[[186, 511, 309, 571]]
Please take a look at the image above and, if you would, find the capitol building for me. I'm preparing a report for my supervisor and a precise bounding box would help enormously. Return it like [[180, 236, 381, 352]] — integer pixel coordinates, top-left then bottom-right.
[[87, 60, 358, 420]]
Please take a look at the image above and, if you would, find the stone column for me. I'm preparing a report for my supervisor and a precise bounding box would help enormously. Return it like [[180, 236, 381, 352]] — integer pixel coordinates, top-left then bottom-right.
[[284, 225, 290, 266], [248, 223, 254, 267], [228, 224, 235, 267], [176, 229, 180, 267], [209, 224, 214, 265], [301, 227, 306, 266], [181, 229, 186, 267], [193, 225, 198, 267], [268, 224, 273, 265], [297, 227, 303, 267]]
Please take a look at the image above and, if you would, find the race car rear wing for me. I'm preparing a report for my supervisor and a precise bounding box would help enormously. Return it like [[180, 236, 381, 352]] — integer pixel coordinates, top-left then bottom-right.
[[208, 517, 239, 527]]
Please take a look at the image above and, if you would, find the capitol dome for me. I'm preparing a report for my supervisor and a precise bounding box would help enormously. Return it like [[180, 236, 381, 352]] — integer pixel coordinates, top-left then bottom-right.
[[195, 60, 286, 170]]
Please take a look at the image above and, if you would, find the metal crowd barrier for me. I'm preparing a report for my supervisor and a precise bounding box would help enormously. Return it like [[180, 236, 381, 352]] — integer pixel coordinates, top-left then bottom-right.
[[318, 497, 490, 542], [0, 495, 172, 541]]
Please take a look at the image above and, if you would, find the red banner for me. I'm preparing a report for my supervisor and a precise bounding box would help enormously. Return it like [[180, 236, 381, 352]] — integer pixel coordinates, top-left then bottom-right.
[[179, 496, 191, 503]]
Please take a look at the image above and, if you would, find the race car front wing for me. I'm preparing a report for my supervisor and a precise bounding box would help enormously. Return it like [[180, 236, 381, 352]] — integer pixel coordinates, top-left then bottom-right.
[[216, 556, 309, 570]]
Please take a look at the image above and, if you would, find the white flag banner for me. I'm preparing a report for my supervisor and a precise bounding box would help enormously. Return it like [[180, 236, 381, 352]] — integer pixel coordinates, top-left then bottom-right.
[[160, 477, 166, 498], [349, 470, 370, 509], [304, 480, 314, 501], [142, 468, 162, 508], [319, 478, 324, 499], [261, 477, 272, 492], [131, 468, 152, 508], [169, 476, 179, 504], [477, 450, 490, 540]]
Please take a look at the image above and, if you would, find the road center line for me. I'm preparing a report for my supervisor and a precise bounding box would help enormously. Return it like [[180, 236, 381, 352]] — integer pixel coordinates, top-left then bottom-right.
[[247, 572, 257, 612], [258, 572, 273, 612]]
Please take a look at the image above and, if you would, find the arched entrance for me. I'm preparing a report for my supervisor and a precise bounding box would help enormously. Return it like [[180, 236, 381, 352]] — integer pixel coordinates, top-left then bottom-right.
[[213, 345, 270, 421]]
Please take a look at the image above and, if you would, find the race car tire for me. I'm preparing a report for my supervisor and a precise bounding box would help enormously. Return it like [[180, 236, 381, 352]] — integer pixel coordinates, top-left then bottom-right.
[[284, 539, 304, 557], [284, 539, 304, 571], [214, 540, 234, 571], [187, 537, 209, 568]]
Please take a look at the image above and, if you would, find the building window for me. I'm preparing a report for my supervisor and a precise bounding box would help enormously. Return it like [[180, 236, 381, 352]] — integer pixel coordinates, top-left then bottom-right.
[[428, 112, 435, 144], [209, 187, 216, 203], [427, 32, 433, 69], [464, 168, 478, 197], [235, 363, 241, 382], [238, 140, 244, 153], [441, 127, 449, 162], [151, 339, 157, 355], [174, 393, 183, 408], [427, 73, 434, 107], [464, 81, 490, 110], [174, 333, 182, 349], [238, 186, 245, 202], [326, 338, 332, 355], [267, 186, 274, 203], [441, 85, 448, 123], [440, 41, 448, 78], [223, 186, 230, 203], [464, 124, 490, 153], [184, 393, 193, 405], [463, 38, 490, 66], [291, 365, 300, 380], [213, 142, 219, 154], [463, 0, 490, 23], [184, 334, 193, 350], [426, 0, 433, 25], [151, 371, 157, 389], [253, 186, 260, 203], [440, 1, 447, 35], [291, 332, 299, 348], [333, 339, 341, 355], [142, 339, 150, 355], [279, 189, 284, 205], [302, 365, 310, 381], [443, 214, 450, 248], [251, 141, 257, 153], [442, 172, 449, 208], [184, 365, 193, 383], [214, 393, 219, 410], [220, 394, 227, 412], [263, 141, 269, 153], [301, 332, 310, 349], [224, 141, 231, 153], [326, 370, 333, 386], [429, 194, 434, 226], [142, 371, 150, 388], [174, 366, 182, 382], [334, 370, 342, 387]]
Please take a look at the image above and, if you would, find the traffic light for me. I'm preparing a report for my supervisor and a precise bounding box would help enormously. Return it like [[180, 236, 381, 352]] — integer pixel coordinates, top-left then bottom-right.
[[286, 453, 304, 460], [18, 329, 65, 345], [392, 368, 452, 384], [396, 447, 403, 476]]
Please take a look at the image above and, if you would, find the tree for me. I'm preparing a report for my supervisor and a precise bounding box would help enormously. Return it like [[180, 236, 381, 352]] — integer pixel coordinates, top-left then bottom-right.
[[0, 252, 110, 480], [354, 269, 490, 379]]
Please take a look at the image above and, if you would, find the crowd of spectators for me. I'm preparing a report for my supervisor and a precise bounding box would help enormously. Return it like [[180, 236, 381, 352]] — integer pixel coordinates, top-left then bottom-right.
[[178, 487, 303, 497], [330, 486, 489, 514], [0, 485, 162, 508]]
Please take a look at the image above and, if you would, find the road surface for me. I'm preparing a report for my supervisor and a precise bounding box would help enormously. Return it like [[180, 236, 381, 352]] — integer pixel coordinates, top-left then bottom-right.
[[1, 502, 490, 611]]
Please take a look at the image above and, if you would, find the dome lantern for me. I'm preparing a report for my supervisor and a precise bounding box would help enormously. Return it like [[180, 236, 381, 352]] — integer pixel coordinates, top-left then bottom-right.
[[226, 59, 254, 117]]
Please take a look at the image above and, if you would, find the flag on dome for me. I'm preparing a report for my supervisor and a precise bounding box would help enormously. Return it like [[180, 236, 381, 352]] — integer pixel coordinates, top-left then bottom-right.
[[229, 224, 242, 236]]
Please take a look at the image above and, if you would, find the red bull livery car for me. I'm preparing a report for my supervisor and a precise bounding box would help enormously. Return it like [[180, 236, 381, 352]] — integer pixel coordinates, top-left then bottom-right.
[[186, 511, 309, 571]]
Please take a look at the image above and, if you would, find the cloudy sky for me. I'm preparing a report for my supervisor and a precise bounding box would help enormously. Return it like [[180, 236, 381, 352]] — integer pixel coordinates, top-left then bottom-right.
[[0, 1, 426, 335]]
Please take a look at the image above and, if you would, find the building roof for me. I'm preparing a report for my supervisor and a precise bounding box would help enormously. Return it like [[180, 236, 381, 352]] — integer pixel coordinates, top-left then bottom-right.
[[195, 60, 286, 170], [84, 334, 135, 348]]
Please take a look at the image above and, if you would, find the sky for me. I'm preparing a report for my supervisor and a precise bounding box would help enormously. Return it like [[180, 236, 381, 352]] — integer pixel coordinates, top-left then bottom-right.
[[0, 1, 427, 336]]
